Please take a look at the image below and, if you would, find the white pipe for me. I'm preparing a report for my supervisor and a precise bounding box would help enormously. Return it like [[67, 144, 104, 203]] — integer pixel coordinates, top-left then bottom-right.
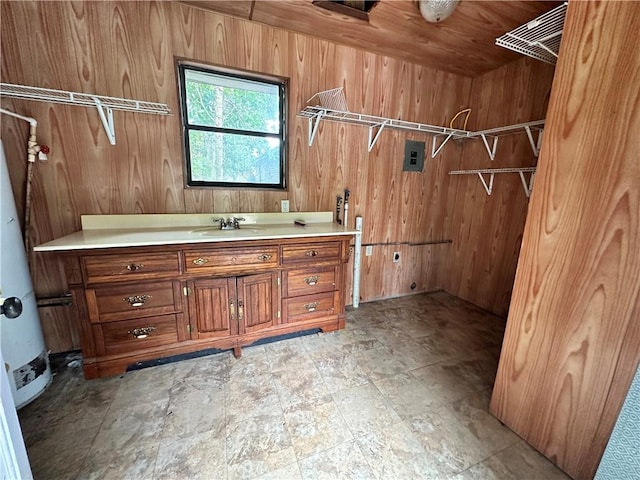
[[0, 108, 37, 127], [353, 216, 363, 308]]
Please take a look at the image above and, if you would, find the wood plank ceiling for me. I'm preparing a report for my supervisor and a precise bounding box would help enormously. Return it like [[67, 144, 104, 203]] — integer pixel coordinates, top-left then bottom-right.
[[181, 0, 559, 77]]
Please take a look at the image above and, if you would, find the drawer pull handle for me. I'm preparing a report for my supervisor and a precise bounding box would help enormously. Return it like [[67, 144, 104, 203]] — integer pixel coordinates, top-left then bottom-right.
[[258, 254, 272, 262], [304, 302, 319, 312], [126, 263, 144, 271], [192, 257, 209, 266], [305, 250, 319, 257], [304, 275, 320, 285], [238, 299, 244, 320], [128, 326, 156, 339], [123, 294, 151, 307]]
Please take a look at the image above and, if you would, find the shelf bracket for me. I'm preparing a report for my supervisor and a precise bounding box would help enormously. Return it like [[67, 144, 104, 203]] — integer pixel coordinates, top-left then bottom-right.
[[518, 170, 536, 197], [477, 172, 495, 195], [93, 97, 116, 145], [367, 121, 388, 152], [307, 110, 325, 147], [480, 134, 499, 161], [524, 125, 544, 157], [431, 134, 454, 158]]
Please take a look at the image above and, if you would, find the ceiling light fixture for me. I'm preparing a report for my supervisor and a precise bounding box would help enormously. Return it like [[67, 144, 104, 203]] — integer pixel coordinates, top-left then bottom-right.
[[419, 0, 460, 23]]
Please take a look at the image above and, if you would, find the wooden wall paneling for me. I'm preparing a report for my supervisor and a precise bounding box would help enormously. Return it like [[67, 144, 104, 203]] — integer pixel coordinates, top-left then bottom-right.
[[180, 1, 253, 20], [445, 57, 555, 316], [1, 1, 471, 352], [490, 2, 640, 479], [241, 0, 559, 77]]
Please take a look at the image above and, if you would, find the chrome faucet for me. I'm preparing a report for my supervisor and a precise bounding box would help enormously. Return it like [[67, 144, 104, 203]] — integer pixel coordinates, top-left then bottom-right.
[[214, 216, 246, 230]]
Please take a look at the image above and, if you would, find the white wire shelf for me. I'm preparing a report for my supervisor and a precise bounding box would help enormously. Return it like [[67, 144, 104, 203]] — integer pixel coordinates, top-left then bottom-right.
[[462, 120, 545, 160], [449, 167, 537, 197], [299, 105, 468, 156], [496, 2, 567, 65], [0, 83, 171, 145], [298, 87, 545, 160]]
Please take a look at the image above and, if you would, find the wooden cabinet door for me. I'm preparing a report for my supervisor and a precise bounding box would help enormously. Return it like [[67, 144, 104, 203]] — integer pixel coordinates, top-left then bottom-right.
[[188, 278, 237, 339], [237, 272, 278, 335]]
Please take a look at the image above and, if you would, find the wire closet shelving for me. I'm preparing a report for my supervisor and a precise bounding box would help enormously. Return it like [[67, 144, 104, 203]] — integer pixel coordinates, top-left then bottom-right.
[[495, 2, 567, 65], [0, 83, 171, 145], [298, 88, 543, 197]]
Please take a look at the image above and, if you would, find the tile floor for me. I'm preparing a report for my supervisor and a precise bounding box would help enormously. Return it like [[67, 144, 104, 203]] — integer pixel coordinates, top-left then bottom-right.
[[18, 292, 570, 480]]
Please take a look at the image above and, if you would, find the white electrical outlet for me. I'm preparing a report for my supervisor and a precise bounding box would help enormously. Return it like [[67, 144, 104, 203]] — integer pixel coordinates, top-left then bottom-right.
[[281, 200, 290, 213], [365, 245, 373, 256], [393, 251, 400, 263]]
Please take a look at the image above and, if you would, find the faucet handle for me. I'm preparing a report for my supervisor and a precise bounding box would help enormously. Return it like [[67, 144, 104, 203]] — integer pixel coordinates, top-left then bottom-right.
[[233, 217, 246, 222], [213, 217, 226, 229]]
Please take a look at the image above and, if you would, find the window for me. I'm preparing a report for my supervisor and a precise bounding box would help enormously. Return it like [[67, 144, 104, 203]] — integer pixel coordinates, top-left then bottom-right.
[[178, 64, 287, 189]]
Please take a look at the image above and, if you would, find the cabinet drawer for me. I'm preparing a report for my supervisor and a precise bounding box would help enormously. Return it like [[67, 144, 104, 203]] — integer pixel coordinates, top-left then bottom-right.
[[184, 246, 279, 274], [283, 291, 338, 322], [281, 242, 341, 264], [86, 281, 181, 323], [284, 267, 337, 297], [83, 252, 180, 284], [96, 315, 181, 356]]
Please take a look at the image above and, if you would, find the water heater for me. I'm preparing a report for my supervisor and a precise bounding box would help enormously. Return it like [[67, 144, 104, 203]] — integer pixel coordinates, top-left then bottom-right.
[[1, 140, 51, 408]]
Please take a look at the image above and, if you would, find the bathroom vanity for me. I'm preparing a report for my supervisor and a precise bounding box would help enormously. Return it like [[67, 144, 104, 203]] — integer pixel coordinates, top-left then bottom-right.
[[35, 213, 357, 378]]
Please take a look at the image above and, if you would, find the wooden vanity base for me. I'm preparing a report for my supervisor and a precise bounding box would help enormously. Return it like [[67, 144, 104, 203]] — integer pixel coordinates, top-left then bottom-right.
[[61, 236, 352, 378]]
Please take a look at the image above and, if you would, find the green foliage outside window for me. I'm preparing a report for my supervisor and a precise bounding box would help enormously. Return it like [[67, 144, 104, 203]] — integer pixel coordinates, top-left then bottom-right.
[[179, 65, 286, 188]]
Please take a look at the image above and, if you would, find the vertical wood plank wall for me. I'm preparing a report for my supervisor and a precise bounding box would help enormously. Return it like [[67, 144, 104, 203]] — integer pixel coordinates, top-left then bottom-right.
[[490, 2, 640, 479], [0, 1, 473, 351], [445, 58, 555, 316]]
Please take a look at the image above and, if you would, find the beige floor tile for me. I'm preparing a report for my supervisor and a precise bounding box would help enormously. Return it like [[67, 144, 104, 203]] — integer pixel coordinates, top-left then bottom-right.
[[226, 409, 297, 480], [154, 429, 227, 480], [283, 394, 353, 458], [494, 441, 570, 479], [268, 344, 316, 373], [18, 371, 118, 437], [312, 350, 370, 393], [25, 421, 99, 480], [374, 372, 445, 419], [224, 371, 280, 424], [353, 346, 413, 381], [16, 292, 567, 480], [331, 382, 402, 437], [162, 388, 226, 442], [111, 363, 177, 407], [78, 441, 159, 480], [254, 461, 302, 480], [91, 397, 169, 452], [272, 364, 331, 408], [407, 403, 489, 477], [411, 360, 484, 404], [453, 456, 516, 480], [298, 440, 376, 480], [446, 390, 519, 457], [356, 421, 445, 479]]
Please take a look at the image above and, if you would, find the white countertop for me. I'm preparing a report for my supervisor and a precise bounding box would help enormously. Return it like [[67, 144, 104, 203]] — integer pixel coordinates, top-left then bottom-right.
[[34, 212, 359, 252]]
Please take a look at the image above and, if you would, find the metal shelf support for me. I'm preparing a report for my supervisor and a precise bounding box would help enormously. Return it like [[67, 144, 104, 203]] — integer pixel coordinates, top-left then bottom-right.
[[307, 110, 324, 146], [449, 167, 537, 197], [368, 121, 388, 152], [525, 125, 544, 157], [0, 83, 171, 146], [431, 134, 454, 158], [480, 134, 499, 161], [518, 169, 536, 198]]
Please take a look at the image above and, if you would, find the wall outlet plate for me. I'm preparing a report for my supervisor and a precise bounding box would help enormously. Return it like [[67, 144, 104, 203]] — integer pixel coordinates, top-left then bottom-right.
[[365, 245, 373, 256], [393, 251, 400, 263], [281, 200, 290, 213]]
